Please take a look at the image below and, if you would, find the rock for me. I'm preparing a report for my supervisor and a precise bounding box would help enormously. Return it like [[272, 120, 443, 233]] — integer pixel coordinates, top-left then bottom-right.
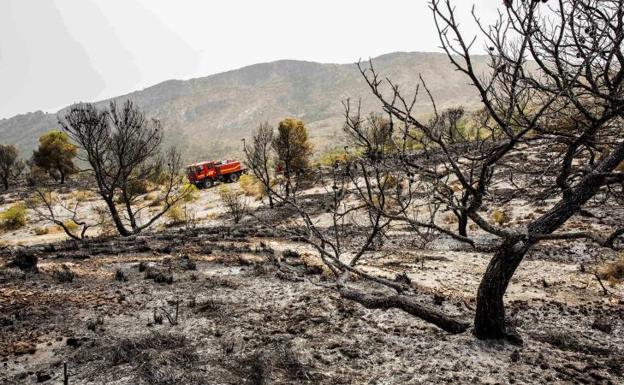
[[12, 341, 36, 355], [592, 318, 612, 334], [36, 371, 51, 382], [66, 337, 82, 348]]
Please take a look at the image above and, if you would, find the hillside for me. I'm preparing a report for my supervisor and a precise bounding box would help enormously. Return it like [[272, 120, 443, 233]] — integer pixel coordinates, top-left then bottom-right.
[[0, 52, 488, 161]]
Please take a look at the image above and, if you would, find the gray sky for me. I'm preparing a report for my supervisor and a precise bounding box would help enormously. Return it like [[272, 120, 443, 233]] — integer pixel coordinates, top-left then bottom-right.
[[0, 0, 503, 119]]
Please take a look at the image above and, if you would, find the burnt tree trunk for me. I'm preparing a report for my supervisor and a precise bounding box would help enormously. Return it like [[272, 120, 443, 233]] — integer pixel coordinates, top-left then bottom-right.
[[474, 239, 531, 339], [103, 196, 132, 236], [473, 151, 622, 339], [457, 195, 470, 237], [340, 287, 470, 334], [457, 212, 468, 237]]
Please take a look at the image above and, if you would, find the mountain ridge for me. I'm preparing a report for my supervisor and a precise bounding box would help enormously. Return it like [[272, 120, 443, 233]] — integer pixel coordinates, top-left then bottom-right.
[[0, 51, 488, 160]]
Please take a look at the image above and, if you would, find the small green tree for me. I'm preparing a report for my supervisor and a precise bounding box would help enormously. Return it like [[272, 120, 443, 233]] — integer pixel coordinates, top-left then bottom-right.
[[32, 130, 78, 184], [0, 144, 24, 190], [271, 118, 312, 197]]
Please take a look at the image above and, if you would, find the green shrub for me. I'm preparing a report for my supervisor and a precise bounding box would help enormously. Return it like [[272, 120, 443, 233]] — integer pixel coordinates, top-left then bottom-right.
[[1, 204, 27, 230], [317, 148, 354, 167], [181, 183, 200, 202], [238, 174, 265, 200], [491, 209, 510, 226], [166, 204, 185, 223], [33, 226, 50, 236], [63, 219, 79, 232]]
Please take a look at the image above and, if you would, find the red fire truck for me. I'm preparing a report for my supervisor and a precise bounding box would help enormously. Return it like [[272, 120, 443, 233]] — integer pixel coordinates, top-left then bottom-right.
[[186, 159, 246, 188]]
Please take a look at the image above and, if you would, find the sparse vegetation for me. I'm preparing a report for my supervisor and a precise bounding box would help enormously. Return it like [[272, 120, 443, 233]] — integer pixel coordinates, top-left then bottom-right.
[[27, 188, 93, 240], [181, 182, 199, 202], [491, 209, 510, 226], [33, 226, 49, 236], [63, 219, 79, 232], [597, 255, 624, 284], [218, 185, 247, 223], [1, 203, 27, 230], [166, 203, 185, 224], [238, 174, 265, 200]]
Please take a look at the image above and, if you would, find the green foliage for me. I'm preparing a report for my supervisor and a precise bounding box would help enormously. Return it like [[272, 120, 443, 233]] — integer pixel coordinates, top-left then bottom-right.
[[63, 219, 79, 232], [1, 203, 27, 230], [181, 182, 200, 202], [166, 203, 185, 223], [316, 147, 357, 167], [272, 118, 313, 174], [491, 209, 510, 226], [31, 130, 78, 183], [238, 174, 265, 200]]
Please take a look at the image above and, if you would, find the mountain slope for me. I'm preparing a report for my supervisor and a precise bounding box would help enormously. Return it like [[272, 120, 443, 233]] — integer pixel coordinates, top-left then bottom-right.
[[0, 52, 489, 160]]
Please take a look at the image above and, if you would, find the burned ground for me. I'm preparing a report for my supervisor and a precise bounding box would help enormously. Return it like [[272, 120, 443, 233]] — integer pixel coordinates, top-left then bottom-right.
[[1, 221, 623, 384]]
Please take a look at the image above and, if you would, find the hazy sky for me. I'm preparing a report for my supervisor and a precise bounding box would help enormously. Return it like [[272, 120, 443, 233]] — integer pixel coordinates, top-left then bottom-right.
[[0, 0, 503, 119]]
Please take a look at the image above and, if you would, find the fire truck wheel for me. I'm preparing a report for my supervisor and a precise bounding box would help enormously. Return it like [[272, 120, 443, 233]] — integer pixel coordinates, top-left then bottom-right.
[[204, 179, 214, 188], [229, 173, 239, 183]]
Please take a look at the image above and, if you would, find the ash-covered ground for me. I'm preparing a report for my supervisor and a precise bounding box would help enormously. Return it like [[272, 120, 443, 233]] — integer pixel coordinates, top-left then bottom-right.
[[1, 218, 622, 384]]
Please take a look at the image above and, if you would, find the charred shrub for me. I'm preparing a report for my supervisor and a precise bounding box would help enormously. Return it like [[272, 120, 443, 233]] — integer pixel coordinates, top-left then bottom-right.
[[53, 264, 75, 283], [115, 268, 128, 282], [144, 267, 173, 284], [282, 249, 301, 259], [11, 251, 38, 272], [179, 255, 196, 270]]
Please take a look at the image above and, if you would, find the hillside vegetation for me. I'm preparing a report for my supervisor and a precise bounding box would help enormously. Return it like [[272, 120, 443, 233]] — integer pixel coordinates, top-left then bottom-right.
[[0, 52, 487, 160]]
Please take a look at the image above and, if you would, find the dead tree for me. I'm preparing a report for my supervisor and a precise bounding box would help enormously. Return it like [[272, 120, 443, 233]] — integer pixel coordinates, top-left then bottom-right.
[[244, 122, 275, 208], [346, 0, 624, 340], [218, 185, 248, 224], [245, 138, 469, 333], [59, 100, 190, 236], [28, 188, 94, 240], [0, 144, 24, 190]]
